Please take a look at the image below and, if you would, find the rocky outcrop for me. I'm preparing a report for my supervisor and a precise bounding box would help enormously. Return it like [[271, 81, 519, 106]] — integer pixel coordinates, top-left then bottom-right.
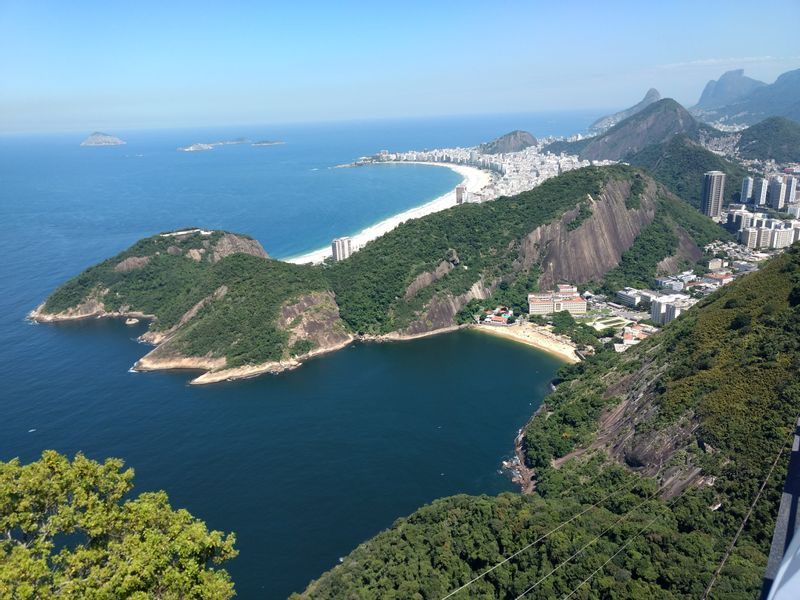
[[655, 225, 702, 275], [210, 233, 268, 263], [139, 286, 229, 345], [114, 256, 150, 273], [523, 179, 657, 288], [404, 258, 456, 300], [479, 130, 537, 154], [278, 291, 353, 350]]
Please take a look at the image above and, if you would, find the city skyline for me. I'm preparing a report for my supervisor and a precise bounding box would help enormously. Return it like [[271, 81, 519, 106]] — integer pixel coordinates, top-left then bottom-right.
[[1, 0, 799, 133]]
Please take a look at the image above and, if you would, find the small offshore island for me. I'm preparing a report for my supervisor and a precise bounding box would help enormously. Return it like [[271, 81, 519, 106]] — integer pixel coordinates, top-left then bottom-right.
[[80, 131, 125, 146], [178, 137, 285, 151]]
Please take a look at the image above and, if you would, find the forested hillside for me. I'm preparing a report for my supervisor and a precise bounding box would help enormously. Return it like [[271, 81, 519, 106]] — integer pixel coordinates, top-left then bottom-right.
[[628, 134, 748, 209], [293, 245, 800, 599], [737, 117, 800, 163], [35, 166, 726, 380]]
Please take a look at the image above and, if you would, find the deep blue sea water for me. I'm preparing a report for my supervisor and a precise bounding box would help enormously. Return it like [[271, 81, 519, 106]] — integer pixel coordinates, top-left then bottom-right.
[[0, 112, 595, 598]]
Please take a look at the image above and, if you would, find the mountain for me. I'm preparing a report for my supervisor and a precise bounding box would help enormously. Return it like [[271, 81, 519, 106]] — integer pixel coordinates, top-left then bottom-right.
[[737, 116, 800, 163], [80, 131, 125, 146], [628, 134, 749, 209], [292, 245, 800, 599], [478, 130, 537, 154], [692, 68, 800, 125], [32, 166, 725, 384], [588, 88, 662, 135], [695, 69, 766, 109], [548, 99, 712, 162]]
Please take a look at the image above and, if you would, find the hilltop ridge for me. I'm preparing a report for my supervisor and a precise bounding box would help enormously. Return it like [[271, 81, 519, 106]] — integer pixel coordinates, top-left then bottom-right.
[[589, 88, 662, 135]]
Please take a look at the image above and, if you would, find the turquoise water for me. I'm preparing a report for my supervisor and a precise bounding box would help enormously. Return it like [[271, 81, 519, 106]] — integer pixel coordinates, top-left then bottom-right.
[[0, 113, 593, 597]]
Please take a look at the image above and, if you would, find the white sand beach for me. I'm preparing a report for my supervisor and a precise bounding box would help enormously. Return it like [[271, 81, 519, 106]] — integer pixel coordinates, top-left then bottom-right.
[[285, 162, 492, 264], [474, 322, 580, 363]]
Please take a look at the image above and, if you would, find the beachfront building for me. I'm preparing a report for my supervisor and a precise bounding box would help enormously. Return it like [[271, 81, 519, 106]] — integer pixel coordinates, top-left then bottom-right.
[[701, 171, 725, 219], [331, 237, 352, 261], [455, 184, 468, 204], [528, 284, 587, 315]]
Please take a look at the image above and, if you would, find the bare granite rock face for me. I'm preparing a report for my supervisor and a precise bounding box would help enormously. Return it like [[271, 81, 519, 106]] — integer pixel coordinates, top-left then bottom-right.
[[210, 233, 269, 263], [526, 178, 657, 289], [279, 291, 352, 350], [114, 256, 151, 273]]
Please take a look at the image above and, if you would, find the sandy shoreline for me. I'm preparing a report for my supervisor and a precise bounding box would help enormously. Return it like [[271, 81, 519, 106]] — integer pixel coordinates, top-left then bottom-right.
[[285, 162, 493, 264], [472, 322, 580, 363]]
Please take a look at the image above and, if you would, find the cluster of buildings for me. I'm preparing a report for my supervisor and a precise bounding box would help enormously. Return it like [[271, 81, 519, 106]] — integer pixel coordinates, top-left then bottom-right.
[[528, 285, 588, 315], [613, 323, 653, 353], [354, 144, 610, 203], [701, 171, 799, 220], [481, 306, 516, 325], [740, 174, 798, 210], [726, 203, 800, 250]]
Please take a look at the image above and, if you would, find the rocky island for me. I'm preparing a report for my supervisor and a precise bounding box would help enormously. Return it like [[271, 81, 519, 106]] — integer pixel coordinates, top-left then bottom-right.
[[80, 131, 125, 146], [177, 138, 249, 152]]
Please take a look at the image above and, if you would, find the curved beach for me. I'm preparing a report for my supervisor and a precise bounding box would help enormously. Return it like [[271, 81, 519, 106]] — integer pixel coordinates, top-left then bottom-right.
[[285, 162, 492, 264]]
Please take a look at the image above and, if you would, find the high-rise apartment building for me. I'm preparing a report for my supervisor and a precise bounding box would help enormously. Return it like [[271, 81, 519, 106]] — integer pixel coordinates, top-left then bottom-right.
[[741, 176, 754, 203], [753, 177, 769, 205], [769, 176, 787, 210], [331, 237, 352, 261], [701, 171, 725, 218]]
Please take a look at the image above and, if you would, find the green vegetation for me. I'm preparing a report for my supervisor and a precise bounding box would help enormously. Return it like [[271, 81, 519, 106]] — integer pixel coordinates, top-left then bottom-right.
[[1, 451, 237, 598], [39, 164, 726, 370], [628, 134, 749, 209], [600, 214, 678, 291], [327, 166, 613, 334], [738, 116, 800, 163], [294, 246, 800, 600]]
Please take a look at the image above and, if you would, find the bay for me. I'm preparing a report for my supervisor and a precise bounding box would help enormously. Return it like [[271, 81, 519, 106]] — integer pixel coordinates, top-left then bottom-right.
[[0, 112, 593, 597]]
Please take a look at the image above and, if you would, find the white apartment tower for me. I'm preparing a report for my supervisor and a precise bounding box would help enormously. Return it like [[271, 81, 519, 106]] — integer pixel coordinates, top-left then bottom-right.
[[786, 176, 798, 205], [701, 171, 726, 218], [769, 176, 787, 211], [455, 184, 467, 204], [331, 237, 352, 261], [741, 176, 754, 203], [753, 177, 769, 205]]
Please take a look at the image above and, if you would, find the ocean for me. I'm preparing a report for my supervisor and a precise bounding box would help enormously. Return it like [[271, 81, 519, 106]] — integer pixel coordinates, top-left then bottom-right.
[[0, 111, 595, 598]]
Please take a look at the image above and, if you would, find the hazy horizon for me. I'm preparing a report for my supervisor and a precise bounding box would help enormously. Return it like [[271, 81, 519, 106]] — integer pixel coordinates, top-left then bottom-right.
[[1, 0, 798, 134]]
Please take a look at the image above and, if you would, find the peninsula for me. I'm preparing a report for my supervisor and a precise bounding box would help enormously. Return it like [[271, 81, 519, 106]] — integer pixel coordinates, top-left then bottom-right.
[[30, 164, 723, 384], [80, 131, 125, 146]]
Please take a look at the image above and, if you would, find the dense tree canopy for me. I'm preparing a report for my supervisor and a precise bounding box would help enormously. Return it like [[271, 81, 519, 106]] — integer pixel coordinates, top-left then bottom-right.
[[0, 451, 237, 599]]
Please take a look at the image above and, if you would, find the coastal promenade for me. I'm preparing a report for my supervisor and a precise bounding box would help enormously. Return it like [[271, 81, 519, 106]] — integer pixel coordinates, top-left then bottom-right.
[[284, 163, 491, 264]]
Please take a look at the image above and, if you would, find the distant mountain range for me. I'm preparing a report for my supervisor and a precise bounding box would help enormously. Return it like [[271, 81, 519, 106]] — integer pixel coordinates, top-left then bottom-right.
[[546, 99, 715, 161], [479, 130, 537, 154], [694, 69, 766, 109], [588, 88, 661, 135], [691, 68, 800, 125]]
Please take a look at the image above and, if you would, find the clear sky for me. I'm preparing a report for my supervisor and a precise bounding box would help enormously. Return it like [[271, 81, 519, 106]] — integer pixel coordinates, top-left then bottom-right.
[[1, 0, 798, 133]]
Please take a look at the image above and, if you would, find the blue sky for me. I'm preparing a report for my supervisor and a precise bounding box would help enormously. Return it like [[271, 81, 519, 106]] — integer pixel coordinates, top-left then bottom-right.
[[1, 0, 798, 132]]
